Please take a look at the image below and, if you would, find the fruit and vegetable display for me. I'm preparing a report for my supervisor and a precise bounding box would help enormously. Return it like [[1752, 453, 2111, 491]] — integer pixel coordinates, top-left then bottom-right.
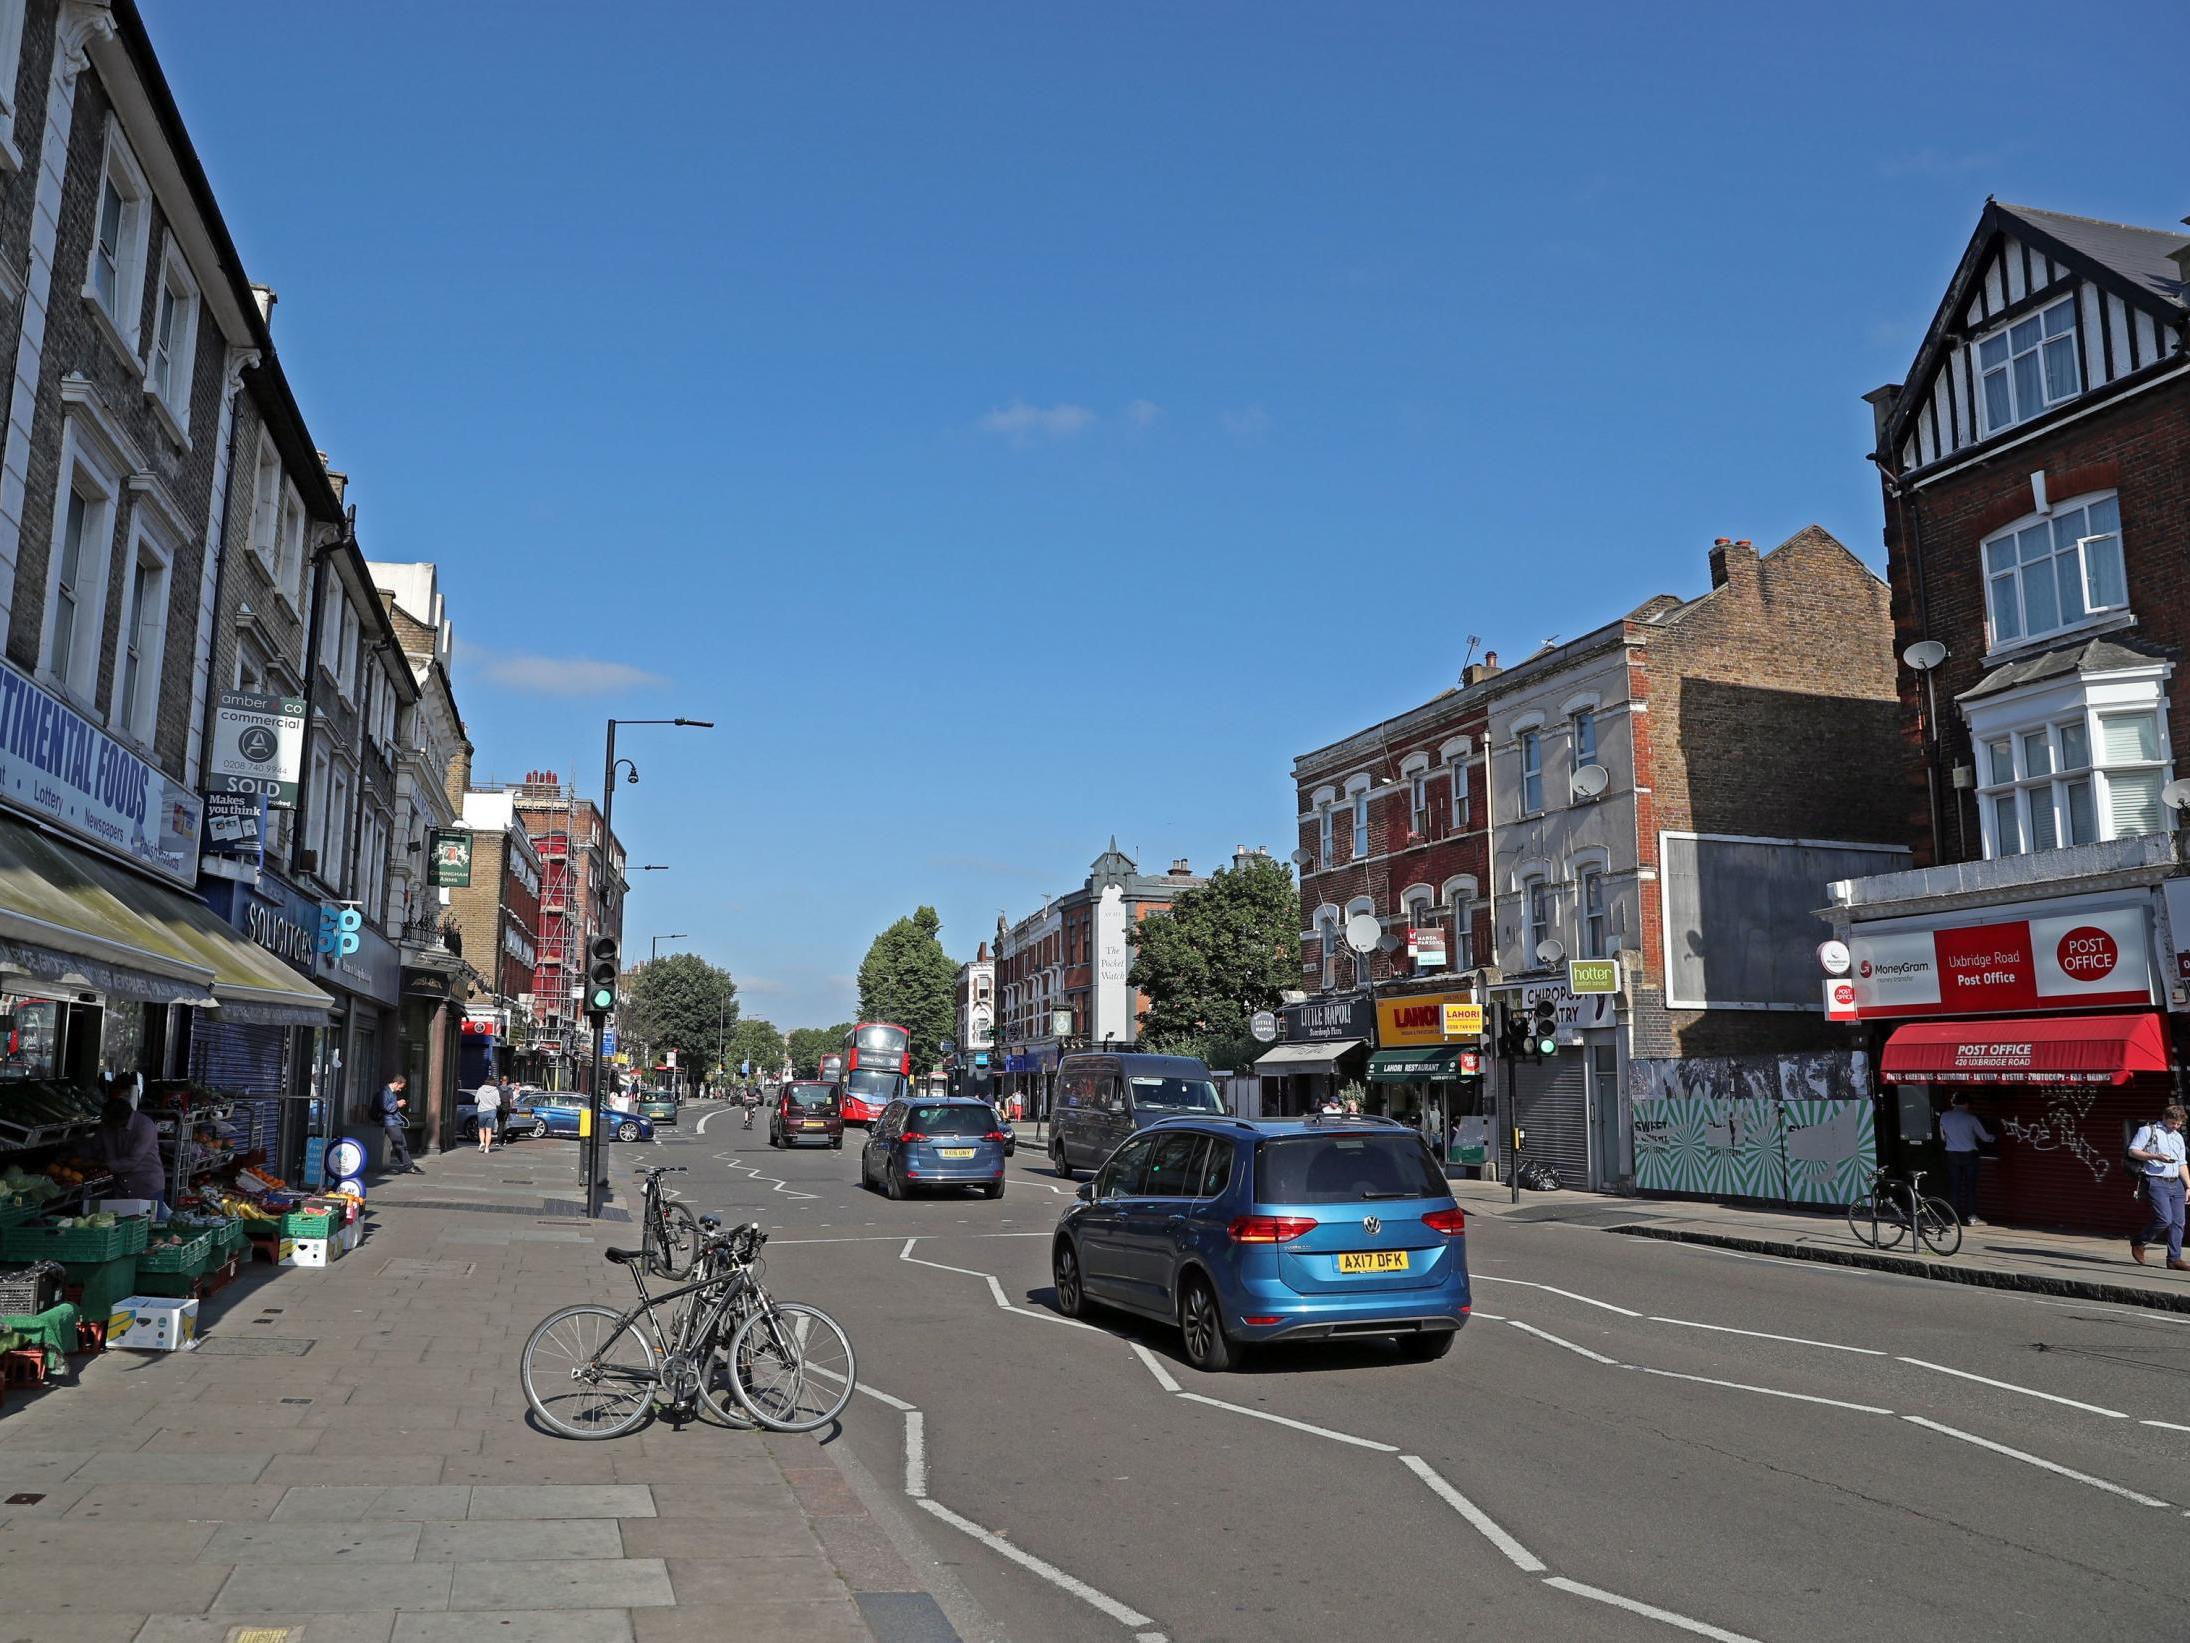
[[0, 1081, 103, 1131]]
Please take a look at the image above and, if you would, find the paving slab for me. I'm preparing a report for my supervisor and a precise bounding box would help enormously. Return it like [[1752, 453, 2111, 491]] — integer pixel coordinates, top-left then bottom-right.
[[447, 1556, 675, 1610], [63, 1484, 285, 1523], [272, 1486, 474, 1523], [464, 1484, 655, 1520], [203, 1520, 428, 1562], [0, 1616, 149, 1643], [134, 1617, 397, 1643], [393, 1615, 634, 1643], [0, 1560, 231, 1613], [214, 1560, 455, 1613], [0, 1519, 219, 1560], [632, 1598, 873, 1643], [260, 1453, 444, 1487], [412, 1517, 624, 1562]]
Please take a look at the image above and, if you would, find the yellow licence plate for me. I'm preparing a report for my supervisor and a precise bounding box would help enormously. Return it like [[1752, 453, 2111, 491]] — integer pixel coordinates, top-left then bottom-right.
[[1337, 1251, 1411, 1274], [803, 1120, 827, 1129], [938, 1147, 975, 1159]]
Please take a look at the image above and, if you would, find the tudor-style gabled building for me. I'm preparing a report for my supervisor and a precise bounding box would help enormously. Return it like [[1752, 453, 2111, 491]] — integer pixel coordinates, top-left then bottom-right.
[[1824, 201, 2190, 1238]]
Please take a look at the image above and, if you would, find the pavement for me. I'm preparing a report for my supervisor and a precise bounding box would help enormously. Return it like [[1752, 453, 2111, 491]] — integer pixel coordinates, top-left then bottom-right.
[[1447, 1178, 2190, 1309], [0, 1107, 991, 1643]]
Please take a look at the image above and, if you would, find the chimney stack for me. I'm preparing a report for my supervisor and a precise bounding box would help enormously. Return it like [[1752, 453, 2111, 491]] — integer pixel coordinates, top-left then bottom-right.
[[250, 285, 277, 330], [1708, 537, 1758, 590], [1461, 649, 1503, 688], [1170, 858, 1193, 877]]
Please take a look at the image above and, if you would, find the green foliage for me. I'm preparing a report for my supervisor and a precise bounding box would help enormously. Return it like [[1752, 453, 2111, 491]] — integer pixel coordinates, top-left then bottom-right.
[[1127, 854, 1300, 1071], [855, 905, 958, 1073], [620, 953, 737, 1073], [787, 1024, 853, 1078], [721, 1017, 785, 1081]]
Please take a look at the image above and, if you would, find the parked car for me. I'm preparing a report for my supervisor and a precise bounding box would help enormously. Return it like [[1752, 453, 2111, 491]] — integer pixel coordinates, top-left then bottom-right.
[[1048, 1052, 1224, 1179], [637, 1089, 678, 1126], [1051, 1116, 1469, 1372], [508, 1092, 655, 1143], [862, 1097, 1007, 1199], [771, 1081, 844, 1149]]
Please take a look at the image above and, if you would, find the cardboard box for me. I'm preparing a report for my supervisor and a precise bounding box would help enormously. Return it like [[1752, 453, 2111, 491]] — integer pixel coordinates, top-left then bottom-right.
[[284, 1236, 334, 1268], [108, 1296, 197, 1352], [99, 1198, 155, 1217], [337, 1218, 361, 1253]]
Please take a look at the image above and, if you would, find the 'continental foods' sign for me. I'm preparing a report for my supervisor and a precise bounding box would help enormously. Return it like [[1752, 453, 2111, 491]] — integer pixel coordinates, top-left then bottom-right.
[[0, 656, 200, 886]]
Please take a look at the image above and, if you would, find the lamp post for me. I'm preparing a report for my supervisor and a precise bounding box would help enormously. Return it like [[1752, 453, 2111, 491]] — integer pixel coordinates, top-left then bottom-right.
[[651, 933, 687, 964], [587, 716, 712, 1218]]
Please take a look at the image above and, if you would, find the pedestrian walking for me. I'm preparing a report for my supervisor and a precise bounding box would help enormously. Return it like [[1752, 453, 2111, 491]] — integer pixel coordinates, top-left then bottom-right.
[[1937, 1095, 1994, 1225], [2129, 1103, 2190, 1269], [377, 1073, 421, 1174], [475, 1077, 502, 1154]]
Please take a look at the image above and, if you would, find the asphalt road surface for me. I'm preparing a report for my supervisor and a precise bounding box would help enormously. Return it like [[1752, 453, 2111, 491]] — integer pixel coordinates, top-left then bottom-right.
[[611, 1109, 2186, 1643]]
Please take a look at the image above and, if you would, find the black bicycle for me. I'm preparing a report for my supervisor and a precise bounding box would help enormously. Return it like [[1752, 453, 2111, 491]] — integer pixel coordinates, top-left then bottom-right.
[[1846, 1166, 1962, 1257], [520, 1218, 857, 1439], [637, 1164, 701, 1279]]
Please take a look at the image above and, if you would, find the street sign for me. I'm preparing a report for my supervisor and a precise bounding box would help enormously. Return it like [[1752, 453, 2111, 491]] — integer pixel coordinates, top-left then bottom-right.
[[1407, 927, 1447, 969], [1817, 939, 1852, 977], [1441, 1002, 1483, 1038], [1824, 977, 1858, 1020], [940, 1037, 957, 1055], [1249, 1010, 1278, 1043], [429, 830, 473, 887], [210, 690, 305, 806], [1050, 1008, 1074, 1039], [1568, 958, 1620, 995]]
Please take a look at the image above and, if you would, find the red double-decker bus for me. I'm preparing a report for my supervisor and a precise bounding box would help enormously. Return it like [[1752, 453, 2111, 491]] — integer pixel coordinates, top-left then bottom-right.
[[839, 1021, 910, 1125]]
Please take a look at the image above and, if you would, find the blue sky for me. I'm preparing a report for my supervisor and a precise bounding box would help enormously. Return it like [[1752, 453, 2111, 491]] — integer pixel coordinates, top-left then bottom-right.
[[151, 2, 2188, 1032]]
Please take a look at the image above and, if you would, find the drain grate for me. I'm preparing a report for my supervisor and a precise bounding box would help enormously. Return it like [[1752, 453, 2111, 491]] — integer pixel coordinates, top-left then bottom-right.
[[193, 1336, 315, 1357]]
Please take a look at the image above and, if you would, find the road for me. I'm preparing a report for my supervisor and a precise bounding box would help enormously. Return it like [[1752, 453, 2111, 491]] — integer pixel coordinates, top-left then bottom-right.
[[621, 1107, 2187, 1643]]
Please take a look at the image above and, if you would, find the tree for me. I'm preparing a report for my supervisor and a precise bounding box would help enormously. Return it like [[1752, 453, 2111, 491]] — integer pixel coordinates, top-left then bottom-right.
[[620, 953, 737, 1081], [1128, 854, 1300, 1071], [787, 1024, 853, 1078], [721, 1017, 785, 1082], [856, 906, 958, 1072]]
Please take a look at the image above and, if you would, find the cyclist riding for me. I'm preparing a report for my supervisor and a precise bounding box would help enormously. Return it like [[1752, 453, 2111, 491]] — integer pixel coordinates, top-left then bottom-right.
[[740, 1085, 761, 1130]]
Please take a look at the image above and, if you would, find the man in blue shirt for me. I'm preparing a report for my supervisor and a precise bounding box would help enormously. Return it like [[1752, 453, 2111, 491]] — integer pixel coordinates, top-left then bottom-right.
[[378, 1074, 421, 1175], [1937, 1096, 1994, 1226], [2129, 1103, 2188, 1269]]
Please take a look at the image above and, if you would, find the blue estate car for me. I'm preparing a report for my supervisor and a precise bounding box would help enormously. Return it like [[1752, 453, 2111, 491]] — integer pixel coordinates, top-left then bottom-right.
[[862, 1096, 1007, 1200], [1051, 1116, 1469, 1372], [508, 1092, 656, 1143]]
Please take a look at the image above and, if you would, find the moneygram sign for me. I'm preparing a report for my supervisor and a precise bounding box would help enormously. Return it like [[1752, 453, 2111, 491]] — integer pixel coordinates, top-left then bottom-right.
[[1846, 903, 2153, 1019]]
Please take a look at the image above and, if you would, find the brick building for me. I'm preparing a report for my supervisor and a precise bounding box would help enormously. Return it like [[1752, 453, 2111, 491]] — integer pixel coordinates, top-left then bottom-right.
[[514, 772, 625, 1093], [1824, 202, 2190, 1235], [950, 941, 993, 1096], [451, 788, 542, 1086]]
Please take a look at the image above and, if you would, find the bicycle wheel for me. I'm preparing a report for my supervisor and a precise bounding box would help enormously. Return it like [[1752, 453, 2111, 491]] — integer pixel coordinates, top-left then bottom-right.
[[695, 1297, 761, 1429], [728, 1302, 857, 1433], [1846, 1190, 1908, 1250], [1916, 1196, 1963, 1257], [522, 1305, 658, 1440], [648, 1201, 702, 1278]]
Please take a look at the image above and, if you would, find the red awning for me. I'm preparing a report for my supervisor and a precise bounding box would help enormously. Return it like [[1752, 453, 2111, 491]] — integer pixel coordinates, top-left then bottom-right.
[[1880, 1012, 2170, 1085]]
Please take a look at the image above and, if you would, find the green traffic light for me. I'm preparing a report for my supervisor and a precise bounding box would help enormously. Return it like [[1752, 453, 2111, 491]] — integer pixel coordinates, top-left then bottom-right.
[[1536, 1036, 1557, 1056], [591, 988, 615, 1011]]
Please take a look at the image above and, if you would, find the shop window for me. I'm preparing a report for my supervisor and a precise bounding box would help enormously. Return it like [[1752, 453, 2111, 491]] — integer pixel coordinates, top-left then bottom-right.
[[0, 995, 61, 1080]]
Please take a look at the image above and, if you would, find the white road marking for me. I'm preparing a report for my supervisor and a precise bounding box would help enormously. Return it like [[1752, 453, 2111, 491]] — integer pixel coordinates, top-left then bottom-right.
[[904, 1410, 927, 1498], [1896, 1357, 2128, 1418], [1399, 1455, 1544, 1572], [917, 1499, 1156, 1629], [1903, 1416, 2172, 1507], [1506, 1320, 1619, 1365], [899, 1238, 1015, 1308], [1648, 1317, 1886, 1356], [2141, 1419, 2190, 1433], [1130, 1343, 1181, 1393], [1001, 1304, 1103, 1333], [1469, 1311, 1507, 1321], [1475, 1275, 1640, 1317], [1176, 1392, 1399, 1452], [1542, 1577, 1763, 1643], [1627, 1366, 1895, 1416]]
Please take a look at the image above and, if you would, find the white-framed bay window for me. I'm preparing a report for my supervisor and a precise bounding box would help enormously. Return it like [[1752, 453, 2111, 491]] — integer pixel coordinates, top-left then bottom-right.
[[1970, 661, 2173, 858], [1977, 295, 2080, 436], [1984, 492, 2125, 651]]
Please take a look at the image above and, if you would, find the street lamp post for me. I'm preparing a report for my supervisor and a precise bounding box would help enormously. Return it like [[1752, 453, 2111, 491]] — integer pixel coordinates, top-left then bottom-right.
[[651, 933, 687, 964], [587, 716, 712, 1218]]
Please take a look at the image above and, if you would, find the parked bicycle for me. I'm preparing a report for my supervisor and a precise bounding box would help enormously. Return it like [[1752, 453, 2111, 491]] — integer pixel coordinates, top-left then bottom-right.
[[1846, 1166, 1962, 1257], [636, 1163, 701, 1279], [521, 1215, 857, 1439]]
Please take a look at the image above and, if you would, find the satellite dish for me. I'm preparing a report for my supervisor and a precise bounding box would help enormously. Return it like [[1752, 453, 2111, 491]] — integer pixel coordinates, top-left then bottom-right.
[[1377, 933, 1403, 955], [1289, 847, 1311, 867], [1344, 913, 1382, 954], [1902, 639, 1948, 672], [2164, 778, 2190, 813], [1571, 763, 1610, 800], [1535, 938, 1566, 966]]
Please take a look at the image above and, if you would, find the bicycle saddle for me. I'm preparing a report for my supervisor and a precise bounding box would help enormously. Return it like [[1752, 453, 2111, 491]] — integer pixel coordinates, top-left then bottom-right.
[[603, 1247, 644, 1265]]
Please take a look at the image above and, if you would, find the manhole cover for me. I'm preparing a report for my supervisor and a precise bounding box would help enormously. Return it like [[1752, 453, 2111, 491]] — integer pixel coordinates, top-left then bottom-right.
[[379, 1259, 476, 1280], [192, 1336, 315, 1357]]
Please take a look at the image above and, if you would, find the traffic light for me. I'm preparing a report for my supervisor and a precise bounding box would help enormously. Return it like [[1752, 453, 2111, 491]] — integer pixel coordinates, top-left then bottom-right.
[[1529, 1000, 1559, 1058], [587, 936, 620, 1016]]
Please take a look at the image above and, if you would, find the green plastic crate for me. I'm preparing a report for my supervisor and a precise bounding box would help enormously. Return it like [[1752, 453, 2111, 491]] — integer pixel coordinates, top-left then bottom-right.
[[138, 1231, 215, 1276], [219, 1220, 247, 1258], [2, 1214, 149, 1263], [278, 1210, 333, 1239], [62, 1253, 139, 1319]]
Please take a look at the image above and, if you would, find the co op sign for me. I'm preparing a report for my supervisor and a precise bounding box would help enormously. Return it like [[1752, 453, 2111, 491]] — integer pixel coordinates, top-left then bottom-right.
[[1842, 904, 2154, 1020]]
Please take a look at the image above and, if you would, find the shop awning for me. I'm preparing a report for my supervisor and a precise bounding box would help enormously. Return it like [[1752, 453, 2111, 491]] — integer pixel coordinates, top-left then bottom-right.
[[1253, 1039, 1364, 1074], [0, 812, 331, 1024], [1880, 1013, 2169, 1085], [1369, 1047, 1472, 1082]]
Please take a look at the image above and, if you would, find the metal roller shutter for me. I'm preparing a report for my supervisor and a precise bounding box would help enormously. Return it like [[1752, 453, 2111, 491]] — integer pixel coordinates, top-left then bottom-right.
[[1512, 1053, 1590, 1189], [189, 1022, 290, 1159], [1977, 1076, 2165, 1237]]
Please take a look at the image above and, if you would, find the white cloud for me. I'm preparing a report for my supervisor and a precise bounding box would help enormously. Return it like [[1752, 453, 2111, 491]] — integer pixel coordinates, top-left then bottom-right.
[[976, 400, 1098, 441], [470, 647, 669, 696], [1220, 404, 1272, 442], [1125, 398, 1164, 428]]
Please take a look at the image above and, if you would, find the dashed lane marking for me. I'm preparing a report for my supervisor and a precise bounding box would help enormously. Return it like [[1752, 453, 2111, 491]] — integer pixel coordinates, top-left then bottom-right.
[[1130, 1343, 1180, 1393], [1902, 1415, 2172, 1508], [904, 1410, 927, 1498], [1627, 1365, 1896, 1416], [1176, 1392, 1400, 1453], [1473, 1275, 1641, 1316], [916, 1500, 1158, 1631], [1648, 1316, 1886, 1356], [1542, 1577, 1763, 1643], [1506, 1320, 1619, 1365], [1399, 1455, 1545, 1572]]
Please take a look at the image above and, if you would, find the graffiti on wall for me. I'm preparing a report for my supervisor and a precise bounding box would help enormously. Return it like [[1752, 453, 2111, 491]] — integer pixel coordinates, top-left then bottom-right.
[[1996, 1086, 2110, 1183]]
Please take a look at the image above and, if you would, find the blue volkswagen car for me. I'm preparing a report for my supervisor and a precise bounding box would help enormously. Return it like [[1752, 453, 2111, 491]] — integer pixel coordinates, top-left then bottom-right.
[[862, 1097, 1008, 1199], [1051, 1116, 1468, 1371], [508, 1092, 655, 1144]]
